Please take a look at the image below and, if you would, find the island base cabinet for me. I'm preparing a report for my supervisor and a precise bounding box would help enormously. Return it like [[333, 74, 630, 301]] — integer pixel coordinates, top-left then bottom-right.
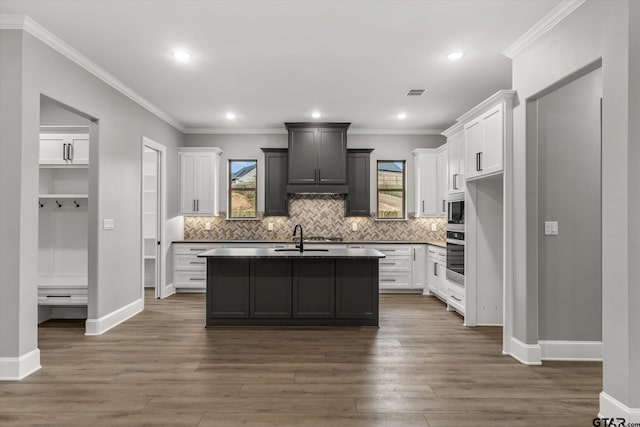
[[207, 259, 250, 318], [293, 259, 335, 318], [336, 259, 378, 319], [251, 259, 292, 318]]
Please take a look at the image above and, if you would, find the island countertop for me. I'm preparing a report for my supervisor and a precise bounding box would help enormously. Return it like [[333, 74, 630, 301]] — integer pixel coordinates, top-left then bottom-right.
[[175, 239, 447, 248], [198, 247, 385, 259]]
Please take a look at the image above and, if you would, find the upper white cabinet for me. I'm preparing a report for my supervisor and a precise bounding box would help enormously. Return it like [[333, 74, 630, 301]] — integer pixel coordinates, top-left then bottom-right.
[[442, 124, 465, 195], [461, 91, 515, 181], [435, 145, 448, 216], [179, 148, 222, 216], [40, 133, 89, 166], [413, 149, 439, 217]]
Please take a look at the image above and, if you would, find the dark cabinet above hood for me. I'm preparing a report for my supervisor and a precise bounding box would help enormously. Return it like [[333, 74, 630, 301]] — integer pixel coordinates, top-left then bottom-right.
[[285, 122, 350, 194]]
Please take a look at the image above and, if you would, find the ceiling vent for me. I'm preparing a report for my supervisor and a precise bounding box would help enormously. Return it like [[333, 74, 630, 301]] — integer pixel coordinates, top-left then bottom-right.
[[406, 89, 426, 97]]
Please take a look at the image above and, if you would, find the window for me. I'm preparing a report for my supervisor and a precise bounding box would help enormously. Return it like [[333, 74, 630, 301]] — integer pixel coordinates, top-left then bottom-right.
[[377, 160, 406, 219], [229, 160, 257, 218]]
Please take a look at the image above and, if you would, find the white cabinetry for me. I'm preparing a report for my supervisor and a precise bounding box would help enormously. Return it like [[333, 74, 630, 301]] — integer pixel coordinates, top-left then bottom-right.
[[412, 245, 426, 289], [462, 92, 515, 181], [40, 132, 89, 166], [443, 125, 465, 195], [38, 128, 90, 310], [173, 243, 222, 291], [179, 148, 222, 216], [426, 245, 447, 301], [436, 146, 448, 216], [413, 149, 439, 217], [447, 280, 465, 316]]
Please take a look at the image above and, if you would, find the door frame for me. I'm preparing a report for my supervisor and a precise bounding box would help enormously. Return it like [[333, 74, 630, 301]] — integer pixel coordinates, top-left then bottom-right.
[[141, 137, 169, 299]]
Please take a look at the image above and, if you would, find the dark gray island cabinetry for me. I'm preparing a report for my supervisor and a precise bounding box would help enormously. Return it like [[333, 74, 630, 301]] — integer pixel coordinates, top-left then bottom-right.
[[198, 248, 384, 327]]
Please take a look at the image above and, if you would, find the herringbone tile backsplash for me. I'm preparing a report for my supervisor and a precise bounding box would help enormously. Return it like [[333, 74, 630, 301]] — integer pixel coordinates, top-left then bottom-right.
[[184, 195, 446, 241]]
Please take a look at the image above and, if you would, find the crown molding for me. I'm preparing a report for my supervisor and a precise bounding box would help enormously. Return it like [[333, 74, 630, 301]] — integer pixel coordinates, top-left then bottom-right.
[[183, 127, 444, 135], [441, 121, 464, 137], [0, 15, 185, 132], [456, 90, 516, 124], [502, 0, 586, 59]]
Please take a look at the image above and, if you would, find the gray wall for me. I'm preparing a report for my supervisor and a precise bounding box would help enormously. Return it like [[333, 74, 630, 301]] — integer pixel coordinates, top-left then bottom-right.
[[0, 28, 184, 359], [40, 97, 90, 126], [535, 68, 602, 341], [511, 0, 638, 410], [184, 133, 445, 215]]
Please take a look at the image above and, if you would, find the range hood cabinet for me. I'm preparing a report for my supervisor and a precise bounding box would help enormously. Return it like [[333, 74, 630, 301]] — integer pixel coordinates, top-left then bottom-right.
[[285, 122, 350, 194]]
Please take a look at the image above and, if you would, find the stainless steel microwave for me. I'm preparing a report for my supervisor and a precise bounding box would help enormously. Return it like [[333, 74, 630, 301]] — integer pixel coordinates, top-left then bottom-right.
[[447, 195, 464, 232]]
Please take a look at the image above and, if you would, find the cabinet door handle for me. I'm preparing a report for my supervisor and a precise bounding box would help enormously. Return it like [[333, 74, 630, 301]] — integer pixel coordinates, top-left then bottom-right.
[[62, 143, 67, 160], [434, 263, 438, 276], [196, 199, 199, 212], [193, 200, 196, 212], [451, 295, 462, 302], [413, 248, 416, 261], [47, 295, 71, 298], [189, 261, 205, 265], [380, 262, 396, 266], [318, 169, 321, 181], [189, 278, 205, 281], [476, 152, 482, 172], [380, 278, 396, 282], [68, 143, 73, 161], [421, 200, 424, 213]]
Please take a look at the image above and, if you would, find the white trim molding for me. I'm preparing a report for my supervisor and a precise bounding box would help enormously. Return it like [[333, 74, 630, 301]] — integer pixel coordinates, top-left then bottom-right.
[[0, 15, 185, 132], [539, 340, 602, 361], [0, 348, 41, 381], [183, 127, 444, 135], [85, 298, 143, 336], [600, 392, 640, 423], [502, 0, 586, 59], [508, 337, 542, 365]]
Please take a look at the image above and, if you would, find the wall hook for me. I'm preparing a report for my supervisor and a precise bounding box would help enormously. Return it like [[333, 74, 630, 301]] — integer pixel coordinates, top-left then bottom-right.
[[56, 200, 62, 208], [74, 200, 80, 208]]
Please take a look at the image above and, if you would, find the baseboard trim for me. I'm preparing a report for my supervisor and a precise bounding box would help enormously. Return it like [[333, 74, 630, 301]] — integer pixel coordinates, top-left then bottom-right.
[[599, 391, 640, 423], [0, 348, 41, 381], [85, 298, 143, 336], [509, 337, 542, 365], [540, 340, 602, 361]]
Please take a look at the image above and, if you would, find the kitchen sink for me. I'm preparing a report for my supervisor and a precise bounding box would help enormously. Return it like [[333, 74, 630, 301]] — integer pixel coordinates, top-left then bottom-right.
[[274, 248, 329, 252]]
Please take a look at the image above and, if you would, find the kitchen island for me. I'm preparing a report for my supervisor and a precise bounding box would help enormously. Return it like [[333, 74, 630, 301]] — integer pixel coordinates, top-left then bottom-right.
[[198, 248, 385, 327]]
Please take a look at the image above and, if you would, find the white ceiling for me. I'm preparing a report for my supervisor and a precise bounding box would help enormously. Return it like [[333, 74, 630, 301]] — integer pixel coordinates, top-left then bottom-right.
[[0, 0, 560, 132]]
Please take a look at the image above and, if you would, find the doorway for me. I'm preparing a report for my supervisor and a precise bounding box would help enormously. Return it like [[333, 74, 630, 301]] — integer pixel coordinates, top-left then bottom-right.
[[528, 65, 603, 359], [142, 137, 169, 299]]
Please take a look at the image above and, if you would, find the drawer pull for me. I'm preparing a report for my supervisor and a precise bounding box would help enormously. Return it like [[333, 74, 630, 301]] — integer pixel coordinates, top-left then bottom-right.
[[189, 248, 208, 251], [380, 278, 396, 282], [382, 249, 396, 252], [380, 262, 396, 266], [189, 278, 205, 281], [47, 295, 71, 298], [450, 295, 462, 302], [189, 261, 206, 265]]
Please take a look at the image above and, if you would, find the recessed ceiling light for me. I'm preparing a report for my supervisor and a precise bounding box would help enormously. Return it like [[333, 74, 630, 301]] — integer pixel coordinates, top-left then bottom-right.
[[172, 50, 192, 62], [311, 111, 322, 119], [448, 51, 464, 61], [225, 112, 236, 120], [396, 113, 407, 120]]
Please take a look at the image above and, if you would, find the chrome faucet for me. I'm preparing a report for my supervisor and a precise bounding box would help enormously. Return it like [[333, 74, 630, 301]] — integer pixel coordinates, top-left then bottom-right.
[[293, 224, 304, 253]]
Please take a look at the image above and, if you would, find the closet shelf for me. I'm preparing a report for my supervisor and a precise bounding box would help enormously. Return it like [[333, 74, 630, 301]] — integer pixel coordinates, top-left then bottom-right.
[[39, 194, 88, 199]]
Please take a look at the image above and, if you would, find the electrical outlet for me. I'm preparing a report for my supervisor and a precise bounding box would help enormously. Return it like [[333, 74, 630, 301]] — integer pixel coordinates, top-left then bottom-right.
[[352, 222, 358, 232], [268, 222, 274, 231], [431, 223, 437, 232], [103, 218, 115, 230], [544, 221, 559, 236], [205, 222, 211, 230]]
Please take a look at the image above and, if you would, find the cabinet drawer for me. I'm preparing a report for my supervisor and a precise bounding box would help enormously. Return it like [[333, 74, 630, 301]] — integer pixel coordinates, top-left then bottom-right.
[[378, 256, 411, 271], [448, 281, 465, 314], [173, 243, 222, 255], [379, 272, 412, 289], [174, 271, 207, 289], [375, 245, 412, 256], [38, 285, 87, 306], [174, 255, 207, 271]]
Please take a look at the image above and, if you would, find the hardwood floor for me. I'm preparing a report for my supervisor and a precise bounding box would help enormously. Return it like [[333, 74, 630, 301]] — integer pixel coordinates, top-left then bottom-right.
[[0, 291, 602, 426]]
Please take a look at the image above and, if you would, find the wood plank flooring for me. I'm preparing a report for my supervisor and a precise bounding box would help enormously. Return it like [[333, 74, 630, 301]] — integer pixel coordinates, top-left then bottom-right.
[[0, 291, 602, 426]]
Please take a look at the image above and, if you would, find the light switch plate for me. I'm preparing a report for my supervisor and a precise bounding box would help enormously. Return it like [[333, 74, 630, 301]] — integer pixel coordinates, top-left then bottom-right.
[[352, 222, 358, 232], [268, 222, 273, 231], [205, 222, 211, 230], [544, 221, 558, 236], [103, 218, 115, 230], [431, 223, 437, 232]]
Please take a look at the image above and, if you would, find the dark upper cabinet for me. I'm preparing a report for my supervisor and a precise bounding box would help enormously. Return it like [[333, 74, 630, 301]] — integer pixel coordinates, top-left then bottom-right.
[[345, 149, 373, 217], [286, 123, 350, 186], [261, 148, 289, 216]]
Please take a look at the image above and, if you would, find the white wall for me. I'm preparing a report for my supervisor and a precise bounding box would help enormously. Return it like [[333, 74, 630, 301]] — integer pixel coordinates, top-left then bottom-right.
[[0, 28, 184, 363], [509, 0, 638, 412], [184, 132, 445, 215]]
